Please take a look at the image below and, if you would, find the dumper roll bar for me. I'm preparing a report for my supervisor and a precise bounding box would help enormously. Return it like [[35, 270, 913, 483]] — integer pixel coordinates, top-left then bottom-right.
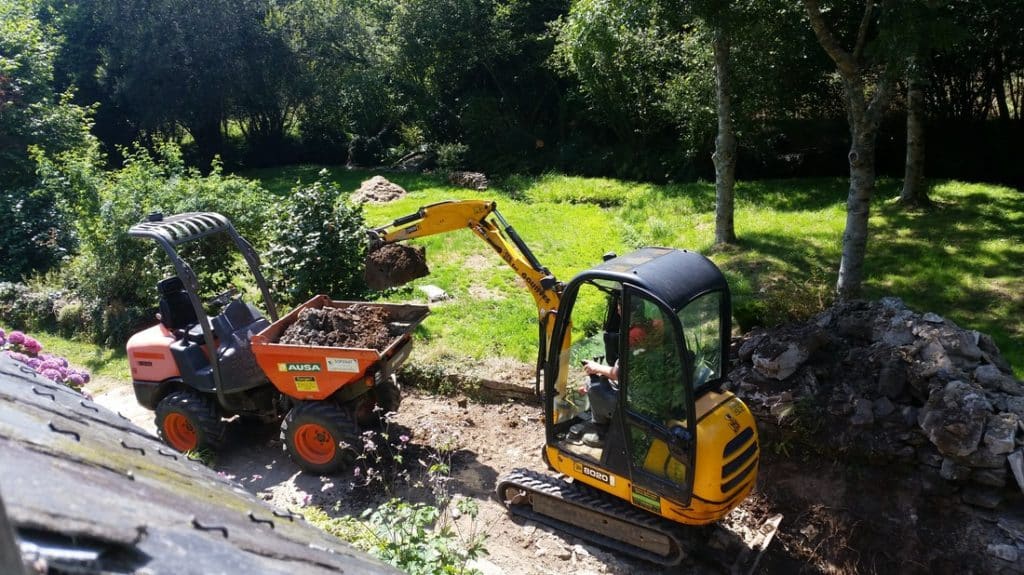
[[129, 212, 279, 409]]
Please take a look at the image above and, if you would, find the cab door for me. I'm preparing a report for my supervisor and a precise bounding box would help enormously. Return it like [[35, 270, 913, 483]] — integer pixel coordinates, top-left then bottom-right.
[[618, 288, 696, 507]]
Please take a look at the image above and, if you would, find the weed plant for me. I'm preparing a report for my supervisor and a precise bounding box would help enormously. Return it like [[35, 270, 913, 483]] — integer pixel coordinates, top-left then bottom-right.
[[308, 409, 489, 575]]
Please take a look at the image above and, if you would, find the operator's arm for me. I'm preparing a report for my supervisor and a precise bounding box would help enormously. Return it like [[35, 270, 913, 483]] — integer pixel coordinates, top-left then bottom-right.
[[583, 360, 618, 381]]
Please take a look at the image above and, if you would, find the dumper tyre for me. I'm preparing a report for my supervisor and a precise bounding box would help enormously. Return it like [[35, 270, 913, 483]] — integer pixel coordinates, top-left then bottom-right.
[[155, 389, 226, 453], [282, 401, 360, 474]]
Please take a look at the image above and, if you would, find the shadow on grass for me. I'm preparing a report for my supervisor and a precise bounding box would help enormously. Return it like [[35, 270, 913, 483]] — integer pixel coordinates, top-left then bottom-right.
[[866, 184, 1024, 372]]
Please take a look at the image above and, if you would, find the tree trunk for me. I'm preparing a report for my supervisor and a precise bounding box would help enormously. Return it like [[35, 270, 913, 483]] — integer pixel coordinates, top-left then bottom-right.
[[803, 0, 894, 300], [711, 28, 737, 245], [900, 55, 929, 206], [837, 113, 877, 300]]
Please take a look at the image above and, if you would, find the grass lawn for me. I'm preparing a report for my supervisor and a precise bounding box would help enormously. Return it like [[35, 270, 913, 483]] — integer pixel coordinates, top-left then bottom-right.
[[18, 167, 1022, 381], [241, 166, 1021, 376]]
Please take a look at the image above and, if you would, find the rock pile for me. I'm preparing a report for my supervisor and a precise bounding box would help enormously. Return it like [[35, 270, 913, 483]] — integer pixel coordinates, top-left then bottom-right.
[[351, 175, 407, 204], [730, 298, 1024, 507], [447, 170, 489, 191]]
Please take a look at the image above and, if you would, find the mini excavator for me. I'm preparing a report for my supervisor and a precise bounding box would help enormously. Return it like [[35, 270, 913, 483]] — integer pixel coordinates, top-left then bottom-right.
[[367, 200, 764, 566]]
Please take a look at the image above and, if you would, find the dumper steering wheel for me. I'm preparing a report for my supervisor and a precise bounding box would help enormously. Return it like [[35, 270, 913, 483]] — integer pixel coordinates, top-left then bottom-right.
[[207, 286, 238, 309]]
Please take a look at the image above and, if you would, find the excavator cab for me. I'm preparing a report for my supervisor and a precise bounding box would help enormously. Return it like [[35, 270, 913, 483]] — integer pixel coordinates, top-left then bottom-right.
[[542, 248, 757, 531]]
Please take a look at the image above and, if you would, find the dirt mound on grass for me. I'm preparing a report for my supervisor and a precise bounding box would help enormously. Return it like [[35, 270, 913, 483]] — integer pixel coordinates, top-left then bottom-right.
[[351, 175, 407, 204]]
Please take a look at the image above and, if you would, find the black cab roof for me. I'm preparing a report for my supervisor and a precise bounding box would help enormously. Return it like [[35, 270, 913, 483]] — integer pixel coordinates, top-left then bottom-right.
[[582, 247, 729, 310]]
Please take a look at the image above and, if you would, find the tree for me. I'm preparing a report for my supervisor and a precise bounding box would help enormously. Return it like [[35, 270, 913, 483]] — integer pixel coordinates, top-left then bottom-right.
[[0, 0, 93, 281], [803, 0, 897, 299], [895, 0, 960, 207]]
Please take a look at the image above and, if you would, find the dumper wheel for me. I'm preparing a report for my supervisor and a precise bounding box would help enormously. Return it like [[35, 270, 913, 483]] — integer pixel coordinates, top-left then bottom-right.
[[281, 401, 360, 474], [155, 390, 226, 453]]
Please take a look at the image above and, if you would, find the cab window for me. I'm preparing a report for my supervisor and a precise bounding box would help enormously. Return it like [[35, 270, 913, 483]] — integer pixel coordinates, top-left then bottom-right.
[[677, 291, 723, 390]]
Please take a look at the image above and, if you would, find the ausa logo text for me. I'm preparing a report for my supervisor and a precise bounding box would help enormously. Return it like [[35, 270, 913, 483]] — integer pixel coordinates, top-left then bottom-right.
[[278, 362, 322, 372]]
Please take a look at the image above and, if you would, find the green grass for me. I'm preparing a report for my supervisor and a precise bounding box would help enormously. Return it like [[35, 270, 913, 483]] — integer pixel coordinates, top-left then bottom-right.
[[19, 168, 1023, 382]]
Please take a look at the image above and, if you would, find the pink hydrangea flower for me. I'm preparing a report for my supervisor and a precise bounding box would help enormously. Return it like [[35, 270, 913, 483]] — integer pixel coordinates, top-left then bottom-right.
[[22, 337, 41, 355], [40, 368, 63, 382], [8, 331, 25, 345]]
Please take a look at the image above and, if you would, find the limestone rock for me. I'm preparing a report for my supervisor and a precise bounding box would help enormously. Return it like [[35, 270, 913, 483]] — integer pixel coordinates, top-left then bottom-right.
[[877, 359, 907, 398], [918, 380, 991, 458], [975, 364, 1024, 396], [753, 342, 809, 381], [984, 413, 1019, 455], [851, 398, 874, 427], [940, 458, 971, 482], [987, 544, 1018, 563]]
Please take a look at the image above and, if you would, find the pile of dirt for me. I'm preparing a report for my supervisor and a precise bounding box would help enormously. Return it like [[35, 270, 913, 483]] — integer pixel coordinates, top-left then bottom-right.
[[364, 244, 430, 290], [727, 298, 1024, 574], [279, 305, 393, 349], [351, 175, 407, 204]]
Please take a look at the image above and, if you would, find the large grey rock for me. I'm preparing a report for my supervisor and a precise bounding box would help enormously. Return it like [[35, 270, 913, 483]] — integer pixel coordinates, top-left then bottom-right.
[[961, 487, 1003, 509], [972, 468, 1007, 488], [878, 317, 915, 347], [939, 458, 971, 482], [918, 380, 991, 458], [1010, 450, 1024, 495], [752, 342, 809, 381], [975, 364, 1024, 396], [984, 413, 1020, 455], [987, 544, 1018, 563], [873, 396, 896, 419]]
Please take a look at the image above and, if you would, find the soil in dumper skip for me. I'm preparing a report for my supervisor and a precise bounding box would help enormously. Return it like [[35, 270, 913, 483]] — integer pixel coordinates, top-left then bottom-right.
[[279, 305, 396, 349]]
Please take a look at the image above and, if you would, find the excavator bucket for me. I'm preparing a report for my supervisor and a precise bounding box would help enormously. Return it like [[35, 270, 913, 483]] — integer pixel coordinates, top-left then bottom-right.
[[364, 243, 430, 290]]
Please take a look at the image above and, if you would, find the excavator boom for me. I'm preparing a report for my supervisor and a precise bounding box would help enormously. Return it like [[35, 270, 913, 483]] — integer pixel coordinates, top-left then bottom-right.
[[366, 200, 561, 312]]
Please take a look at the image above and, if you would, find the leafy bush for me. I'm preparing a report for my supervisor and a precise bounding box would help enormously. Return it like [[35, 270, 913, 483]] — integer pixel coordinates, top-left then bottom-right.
[[266, 171, 369, 307], [35, 141, 272, 344]]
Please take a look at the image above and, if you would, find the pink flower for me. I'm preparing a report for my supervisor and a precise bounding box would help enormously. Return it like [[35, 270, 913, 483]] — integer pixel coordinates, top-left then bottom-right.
[[8, 331, 25, 345], [5, 351, 29, 364], [67, 373, 85, 387], [40, 368, 63, 382], [23, 337, 41, 355]]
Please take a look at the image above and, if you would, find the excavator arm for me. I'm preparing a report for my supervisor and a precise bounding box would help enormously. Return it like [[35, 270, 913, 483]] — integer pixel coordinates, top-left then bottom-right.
[[368, 200, 562, 313], [367, 199, 569, 393]]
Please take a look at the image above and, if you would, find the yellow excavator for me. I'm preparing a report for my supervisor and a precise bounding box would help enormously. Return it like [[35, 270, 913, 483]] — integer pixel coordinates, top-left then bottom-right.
[[367, 199, 761, 566]]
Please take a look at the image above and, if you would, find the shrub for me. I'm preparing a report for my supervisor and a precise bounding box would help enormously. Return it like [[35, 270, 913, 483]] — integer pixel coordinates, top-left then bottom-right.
[[35, 141, 273, 344], [265, 171, 369, 307]]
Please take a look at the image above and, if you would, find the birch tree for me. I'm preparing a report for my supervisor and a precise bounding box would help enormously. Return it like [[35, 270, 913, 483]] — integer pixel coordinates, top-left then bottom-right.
[[802, 0, 896, 299]]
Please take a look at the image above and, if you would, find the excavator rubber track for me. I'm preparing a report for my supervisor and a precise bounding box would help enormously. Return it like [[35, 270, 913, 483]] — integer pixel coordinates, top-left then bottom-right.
[[496, 468, 782, 573], [496, 468, 693, 566]]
